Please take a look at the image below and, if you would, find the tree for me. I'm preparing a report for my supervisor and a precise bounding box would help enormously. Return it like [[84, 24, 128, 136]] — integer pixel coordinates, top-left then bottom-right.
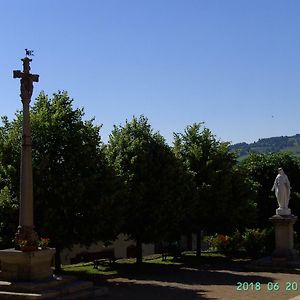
[[0, 91, 119, 271], [0, 187, 18, 248], [106, 116, 191, 264], [0, 116, 21, 248], [241, 152, 300, 229], [173, 123, 257, 256]]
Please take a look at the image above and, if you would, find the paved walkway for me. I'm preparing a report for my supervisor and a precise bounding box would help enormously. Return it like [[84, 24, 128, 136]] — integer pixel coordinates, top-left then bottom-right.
[[96, 264, 300, 300]]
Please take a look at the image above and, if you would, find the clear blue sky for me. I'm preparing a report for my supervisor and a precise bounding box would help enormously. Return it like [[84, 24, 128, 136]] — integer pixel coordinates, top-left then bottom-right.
[[1, 0, 300, 144]]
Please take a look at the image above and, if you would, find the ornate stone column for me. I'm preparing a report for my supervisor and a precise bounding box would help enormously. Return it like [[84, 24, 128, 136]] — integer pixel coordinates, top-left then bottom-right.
[[0, 52, 55, 282], [13, 56, 39, 245]]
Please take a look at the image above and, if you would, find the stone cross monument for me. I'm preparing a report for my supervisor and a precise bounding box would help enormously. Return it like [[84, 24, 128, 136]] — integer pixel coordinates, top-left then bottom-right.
[[0, 52, 95, 297], [0, 51, 55, 282], [13, 52, 39, 246]]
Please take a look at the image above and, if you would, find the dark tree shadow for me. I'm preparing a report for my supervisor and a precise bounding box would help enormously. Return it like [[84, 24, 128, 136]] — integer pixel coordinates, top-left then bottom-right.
[[63, 255, 300, 299], [101, 281, 211, 300]]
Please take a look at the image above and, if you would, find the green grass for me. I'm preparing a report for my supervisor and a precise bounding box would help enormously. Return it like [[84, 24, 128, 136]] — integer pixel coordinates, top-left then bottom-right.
[[61, 251, 236, 281], [62, 262, 117, 276]]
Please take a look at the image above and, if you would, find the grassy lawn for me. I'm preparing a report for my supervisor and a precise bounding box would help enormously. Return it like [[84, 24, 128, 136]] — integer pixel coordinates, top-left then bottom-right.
[[61, 251, 243, 282], [62, 262, 118, 276]]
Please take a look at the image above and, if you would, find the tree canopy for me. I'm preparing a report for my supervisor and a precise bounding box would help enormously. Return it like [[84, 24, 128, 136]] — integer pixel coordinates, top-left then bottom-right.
[[173, 123, 257, 255], [2, 91, 300, 266], [106, 115, 193, 263], [241, 152, 300, 229], [0, 91, 119, 269]]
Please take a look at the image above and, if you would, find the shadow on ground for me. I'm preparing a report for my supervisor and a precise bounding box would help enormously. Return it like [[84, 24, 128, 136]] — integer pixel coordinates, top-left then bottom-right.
[[101, 281, 209, 300], [63, 255, 292, 299]]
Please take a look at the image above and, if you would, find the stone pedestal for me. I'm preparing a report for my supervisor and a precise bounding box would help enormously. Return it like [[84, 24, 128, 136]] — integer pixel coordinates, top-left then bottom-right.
[[0, 248, 55, 281], [269, 214, 298, 260], [276, 208, 291, 216]]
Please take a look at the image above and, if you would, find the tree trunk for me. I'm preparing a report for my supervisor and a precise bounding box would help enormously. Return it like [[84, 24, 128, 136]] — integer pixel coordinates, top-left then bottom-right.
[[196, 231, 201, 257], [136, 238, 143, 265], [187, 233, 192, 251], [55, 246, 62, 273]]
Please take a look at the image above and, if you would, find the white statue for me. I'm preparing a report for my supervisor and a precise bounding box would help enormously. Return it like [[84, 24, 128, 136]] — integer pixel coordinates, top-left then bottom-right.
[[271, 168, 291, 215]]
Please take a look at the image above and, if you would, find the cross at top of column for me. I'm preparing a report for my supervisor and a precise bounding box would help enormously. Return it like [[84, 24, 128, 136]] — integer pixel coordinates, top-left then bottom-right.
[[13, 50, 39, 102]]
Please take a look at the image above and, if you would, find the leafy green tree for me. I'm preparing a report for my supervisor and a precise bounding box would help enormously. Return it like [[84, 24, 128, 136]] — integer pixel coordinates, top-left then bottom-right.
[[106, 116, 192, 264], [241, 152, 300, 229], [0, 116, 22, 194], [0, 91, 119, 271], [0, 116, 21, 248], [173, 123, 257, 256], [0, 186, 18, 248]]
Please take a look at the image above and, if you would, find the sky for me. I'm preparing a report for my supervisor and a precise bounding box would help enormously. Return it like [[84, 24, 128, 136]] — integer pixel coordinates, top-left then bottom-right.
[[1, 0, 300, 145]]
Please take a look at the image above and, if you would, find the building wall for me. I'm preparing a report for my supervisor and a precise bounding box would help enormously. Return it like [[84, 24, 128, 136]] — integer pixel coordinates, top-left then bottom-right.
[[60, 234, 155, 265]]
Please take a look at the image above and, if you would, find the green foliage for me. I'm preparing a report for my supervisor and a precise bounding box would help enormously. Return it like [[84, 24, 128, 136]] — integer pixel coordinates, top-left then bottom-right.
[[0, 186, 18, 248], [206, 230, 243, 255], [5, 92, 296, 265], [0, 91, 119, 254], [106, 116, 192, 262], [242, 228, 268, 257], [207, 234, 231, 253], [207, 227, 274, 258], [173, 123, 257, 235], [32, 92, 121, 248], [230, 134, 300, 158], [241, 152, 300, 229], [261, 227, 275, 254], [62, 262, 117, 277]]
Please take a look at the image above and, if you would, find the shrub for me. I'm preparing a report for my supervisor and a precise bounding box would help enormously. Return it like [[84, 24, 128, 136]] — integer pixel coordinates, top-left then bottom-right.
[[214, 234, 230, 254], [263, 227, 275, 254], [227, 230, 243, 254], [205, 230, 243, 255], [206, 228, 276, 258], [242, 228, 266, 257]]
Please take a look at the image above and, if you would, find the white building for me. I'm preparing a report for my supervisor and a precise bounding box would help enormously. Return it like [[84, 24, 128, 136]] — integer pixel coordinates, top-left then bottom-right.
[[60, 234, 155, 265]]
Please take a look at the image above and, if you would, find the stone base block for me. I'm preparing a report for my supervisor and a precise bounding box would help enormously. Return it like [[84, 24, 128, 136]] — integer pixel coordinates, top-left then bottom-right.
[[269, 214, 298, 261], [276, 208, 291, 215], [0, 248, 55, 281], [0, 275, 104, 299], [272, 248, 298, 260]]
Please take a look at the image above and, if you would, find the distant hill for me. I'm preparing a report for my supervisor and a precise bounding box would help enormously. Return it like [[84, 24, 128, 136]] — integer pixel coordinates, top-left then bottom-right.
[[230, 134, 300, 159]]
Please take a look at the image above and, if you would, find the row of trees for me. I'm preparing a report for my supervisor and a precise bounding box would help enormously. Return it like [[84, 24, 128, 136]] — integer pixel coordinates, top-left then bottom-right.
[[1, 91, 300, 267]]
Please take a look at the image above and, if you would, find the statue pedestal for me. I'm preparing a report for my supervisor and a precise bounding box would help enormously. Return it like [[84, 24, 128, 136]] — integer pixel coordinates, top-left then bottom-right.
[[276, 208, 291, 215], [0, 248, 55, 281], [269, 214, 298, 260]]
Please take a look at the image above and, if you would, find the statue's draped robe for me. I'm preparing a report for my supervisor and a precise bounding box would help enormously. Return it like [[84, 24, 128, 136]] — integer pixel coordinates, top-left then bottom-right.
[[273, 173, 290, 209]]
